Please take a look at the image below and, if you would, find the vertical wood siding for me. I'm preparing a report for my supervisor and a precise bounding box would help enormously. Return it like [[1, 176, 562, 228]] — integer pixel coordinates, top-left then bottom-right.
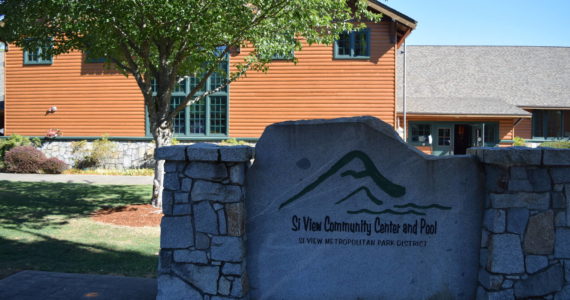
[[5, 47, 145, 137], [229, 21, 397, 138]]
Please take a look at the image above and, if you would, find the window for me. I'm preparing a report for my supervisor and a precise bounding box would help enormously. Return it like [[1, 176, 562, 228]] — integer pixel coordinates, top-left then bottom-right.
[[533, 110, 570, 138], [24, 46, 52, 65], [410, 124, 431, 144], [85, 51, 106, 63], [152, 61, 229, 137], [334, 28, 370, 59], [438, 128, 451, 146]]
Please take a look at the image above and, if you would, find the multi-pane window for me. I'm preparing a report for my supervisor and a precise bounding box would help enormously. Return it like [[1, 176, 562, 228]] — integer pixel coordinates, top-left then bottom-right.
[[532, 110, 570, 138], [151, 62, 228, 137], [24, 46, 52, 65], [334, 28, 370, 59], [438, 128, 451, 146], [410, 124, 431, 144]]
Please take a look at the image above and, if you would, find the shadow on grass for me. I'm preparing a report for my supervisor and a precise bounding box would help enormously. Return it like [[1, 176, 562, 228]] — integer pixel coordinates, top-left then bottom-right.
[[0, 181, 152, 229], [0, 229, 157, 279]]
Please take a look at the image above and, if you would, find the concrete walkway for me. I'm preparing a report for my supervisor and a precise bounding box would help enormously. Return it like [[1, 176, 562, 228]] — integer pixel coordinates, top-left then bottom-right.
[[0, 270, 157, 300], [0, 173, 153, 185]]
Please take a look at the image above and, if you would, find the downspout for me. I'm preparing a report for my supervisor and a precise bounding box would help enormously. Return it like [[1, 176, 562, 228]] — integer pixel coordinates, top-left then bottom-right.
[[402, 42, 407, 141]]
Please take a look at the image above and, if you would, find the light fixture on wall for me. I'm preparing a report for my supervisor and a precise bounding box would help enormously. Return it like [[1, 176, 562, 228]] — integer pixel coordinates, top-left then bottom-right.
[[47, 106, 57, 113]]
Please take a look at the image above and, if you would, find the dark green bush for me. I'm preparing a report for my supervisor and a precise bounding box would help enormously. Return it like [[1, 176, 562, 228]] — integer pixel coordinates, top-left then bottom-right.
[[5, 146, 47, 173], [41, 157, 68, 174]]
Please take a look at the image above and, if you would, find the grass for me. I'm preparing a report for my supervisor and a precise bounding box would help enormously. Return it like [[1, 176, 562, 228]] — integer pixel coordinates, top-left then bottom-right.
[[540, 140, 570, 149], [0, 181, 158, 279], [63, 168, 154, 176]]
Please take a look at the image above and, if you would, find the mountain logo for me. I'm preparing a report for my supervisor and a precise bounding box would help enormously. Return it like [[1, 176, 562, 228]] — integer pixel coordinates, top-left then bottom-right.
[[279, 150, 451, 216]]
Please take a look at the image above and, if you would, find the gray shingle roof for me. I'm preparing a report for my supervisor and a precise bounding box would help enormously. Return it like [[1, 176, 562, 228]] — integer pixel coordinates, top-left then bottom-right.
[[397, 46, 570, 115], [398, 97, 530, 116]]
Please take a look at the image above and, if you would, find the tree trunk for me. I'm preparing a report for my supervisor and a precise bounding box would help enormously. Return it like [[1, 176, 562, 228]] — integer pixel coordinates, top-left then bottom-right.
[[151, 123, 173, 209]]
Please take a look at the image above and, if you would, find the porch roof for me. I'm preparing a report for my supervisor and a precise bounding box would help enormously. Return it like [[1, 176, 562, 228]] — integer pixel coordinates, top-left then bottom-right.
[[396, 97, 532, 117]]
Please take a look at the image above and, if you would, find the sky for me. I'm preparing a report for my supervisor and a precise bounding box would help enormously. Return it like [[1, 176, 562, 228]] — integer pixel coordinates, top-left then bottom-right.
[[385, 0, 570, 47]]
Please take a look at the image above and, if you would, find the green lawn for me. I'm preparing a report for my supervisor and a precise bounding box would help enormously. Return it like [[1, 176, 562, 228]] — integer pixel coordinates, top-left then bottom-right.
[[0, 181, 158, 279]]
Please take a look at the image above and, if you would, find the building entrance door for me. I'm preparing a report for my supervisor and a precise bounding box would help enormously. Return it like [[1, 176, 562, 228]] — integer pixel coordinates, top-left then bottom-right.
[[454, 124, 472, 155]]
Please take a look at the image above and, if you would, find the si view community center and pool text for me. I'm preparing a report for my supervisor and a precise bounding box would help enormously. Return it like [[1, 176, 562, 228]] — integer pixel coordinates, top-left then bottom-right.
[[0, 0, 567, 159]]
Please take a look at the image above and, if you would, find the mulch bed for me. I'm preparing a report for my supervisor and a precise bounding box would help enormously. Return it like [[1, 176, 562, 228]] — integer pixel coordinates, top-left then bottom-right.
[[91, 204, 162, 227]]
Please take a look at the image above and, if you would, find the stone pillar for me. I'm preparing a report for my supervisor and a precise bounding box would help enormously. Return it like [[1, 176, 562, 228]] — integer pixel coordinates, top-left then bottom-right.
[[155, 143, 253, 300], [469, 147, 570, 300]]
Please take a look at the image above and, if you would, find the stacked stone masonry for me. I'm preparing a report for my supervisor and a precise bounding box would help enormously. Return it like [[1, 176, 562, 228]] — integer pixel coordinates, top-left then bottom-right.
[[156, 144, 253, 300], [469, 147, 570, 300]]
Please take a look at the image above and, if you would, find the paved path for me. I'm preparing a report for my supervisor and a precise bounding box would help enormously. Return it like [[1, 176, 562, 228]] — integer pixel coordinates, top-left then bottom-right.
[[0, 173, 153, 185], [0, 270, 157, 300]]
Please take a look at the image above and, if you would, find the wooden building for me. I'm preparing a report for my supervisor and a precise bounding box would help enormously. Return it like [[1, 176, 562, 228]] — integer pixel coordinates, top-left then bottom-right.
[[397, 46, 570, 155], [3, 1, 416, 141]]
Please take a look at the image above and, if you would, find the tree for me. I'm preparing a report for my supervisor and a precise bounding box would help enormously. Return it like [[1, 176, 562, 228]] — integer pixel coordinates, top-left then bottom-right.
[[0, 0, 380, 207]]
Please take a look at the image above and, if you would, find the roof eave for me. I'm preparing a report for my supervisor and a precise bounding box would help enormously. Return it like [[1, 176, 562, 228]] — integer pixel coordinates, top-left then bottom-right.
[[367, 0, 417, 30], [396, 112, 532, 119]]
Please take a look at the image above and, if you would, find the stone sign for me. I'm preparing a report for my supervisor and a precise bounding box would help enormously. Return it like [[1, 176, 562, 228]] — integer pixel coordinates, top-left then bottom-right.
[[246, 117, 484, 299]]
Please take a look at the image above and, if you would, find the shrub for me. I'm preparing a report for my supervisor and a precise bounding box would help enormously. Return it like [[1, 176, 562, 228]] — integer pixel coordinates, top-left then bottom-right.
[[540, 141, 570, 149], [72, 135, 117, 169], [512, 136, 526, 147], [220, 138, 249, 146], [0, 134, 41, 160], [5, 146, 47, 173], [41, 157, 68, 174]]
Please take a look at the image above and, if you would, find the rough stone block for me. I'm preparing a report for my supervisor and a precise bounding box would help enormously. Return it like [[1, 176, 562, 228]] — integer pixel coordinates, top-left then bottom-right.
[[482, 230, 490, 248], [488, 234, 525, 274], [194, 201, 219, 234], [479, 269, 503, 290], [229, 164, 246, 185], [485, 165, 509, 193], [551, 168, 570, 184], [222, 262, 244, 276], [565, 260, 570, 282], [501, 280, 514, 289], [184, 162, 228, 181], [514, 264, 564, 298], [226, 203, 245, 237], [555, 285, 570, 300], [162, 191, 174, 216], [160, 216, 194, 249], [163, 172, 180, 191], [219, 145, 254, 162], [217, 209, 227, 235], [195, 232, 210, 250], [526, 255, 549, 274], [479, 147, 542, 166], [511, 167, 528, 180], [524, 210, 555, 255], [174, 192, 189, 204], [173, 250, 208, 264], [553, 192, 566, 209], [172, 264, 220, 295], [528, 168, 552, 192], [191, 181, 242, 203], [218, 276, 231, 296], [508, 179, 534, 192], [158, 250, 173, 274], [491, 193, 550, 210], [555, 228, 570, 258], [155, 145, 188, 161], [164, 161, 180, 173], [211, 236, 244, 262], [180, 178, 193, 192], [556, 211, 566, 227], [186, 143, 219, 162], [484, 209, 506, 233], [544, 149, 570, 166], [480, 248, 489, 268], [172, 204, 192, 216], [507, 208, 529, 235], [230, 275, 247, 298], [486, 289, 514, 300], [157, 274, 202, 300]]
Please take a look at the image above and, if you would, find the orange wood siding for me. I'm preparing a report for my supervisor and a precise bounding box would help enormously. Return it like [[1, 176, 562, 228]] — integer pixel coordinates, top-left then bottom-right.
[[229, 21, 397, 138], [5, 47, 145, 137], [514, 118, 532, 139], [416, 146, 432, 155]]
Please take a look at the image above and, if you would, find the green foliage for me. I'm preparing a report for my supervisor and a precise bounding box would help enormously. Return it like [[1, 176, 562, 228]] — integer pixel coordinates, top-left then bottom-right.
[[72, 135, 117, 169], [220, 138, 249, 146], [4, 146, 47, 173], [0, 134, 37, 161], [171, 138, 180, 145], [0, 0, 380, 142], [513, 136, 526, 146], [540, 141, 570, 149]]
